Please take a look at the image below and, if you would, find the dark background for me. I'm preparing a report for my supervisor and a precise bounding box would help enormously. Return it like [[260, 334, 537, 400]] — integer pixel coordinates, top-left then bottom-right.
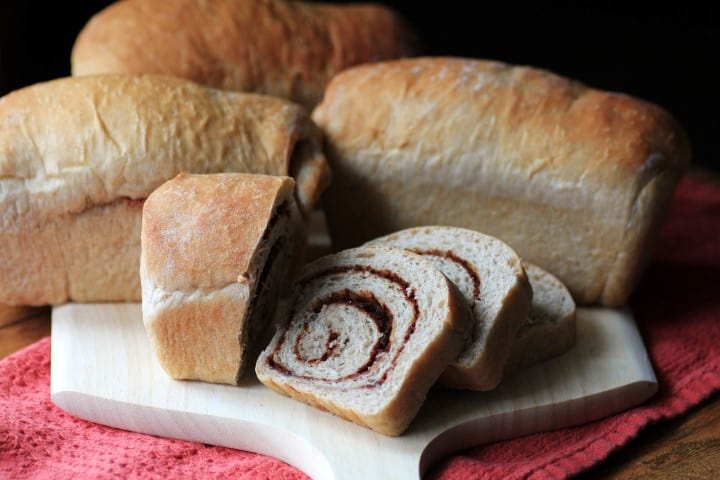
[[1, 1, 717, 170]]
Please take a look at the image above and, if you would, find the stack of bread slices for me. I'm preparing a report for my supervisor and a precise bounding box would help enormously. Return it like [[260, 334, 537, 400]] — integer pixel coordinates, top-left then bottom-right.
[[253, 226, 577, 435], [139, 176, 577, 436]]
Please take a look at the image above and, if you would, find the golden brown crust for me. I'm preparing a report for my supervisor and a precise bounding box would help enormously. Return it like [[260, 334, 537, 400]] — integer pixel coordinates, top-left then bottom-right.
[[312, 57, 691, 306], [0, 74, 328, 305], [0, 74, 327, 219], [142, 173, 293, 291], [142, 173, 305, 385], [71, 0, 418, 109], [0, 200, 143, 305], [147, 290, 249, 385]]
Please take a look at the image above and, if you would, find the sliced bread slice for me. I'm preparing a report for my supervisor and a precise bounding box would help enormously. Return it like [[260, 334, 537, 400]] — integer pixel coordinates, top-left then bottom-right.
[[367, 226, 532, 390], [504, 263, 577, 375], [255, 245, 472, 436]]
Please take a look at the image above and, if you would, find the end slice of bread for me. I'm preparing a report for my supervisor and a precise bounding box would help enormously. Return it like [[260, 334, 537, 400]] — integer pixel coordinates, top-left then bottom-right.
[[367, 226, 532, 390], [141, 173, 306, 385], [255, 245, 472, 436], [503, 263, 577, 376]]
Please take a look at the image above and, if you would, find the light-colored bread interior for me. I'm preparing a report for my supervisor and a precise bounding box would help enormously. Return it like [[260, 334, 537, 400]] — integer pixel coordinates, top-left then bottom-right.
[[256, 245, 472, 435], [367, 226, 532, 390], [504, 263, 577, 376]]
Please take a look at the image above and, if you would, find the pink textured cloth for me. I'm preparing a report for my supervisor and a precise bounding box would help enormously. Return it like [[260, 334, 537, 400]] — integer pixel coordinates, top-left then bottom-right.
[[2, 175, 720, 479]]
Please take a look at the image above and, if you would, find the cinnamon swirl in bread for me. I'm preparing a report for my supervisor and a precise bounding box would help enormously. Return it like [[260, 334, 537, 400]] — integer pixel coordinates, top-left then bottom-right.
[[367, 227, 532, 390], [255, 246, 472, 436]]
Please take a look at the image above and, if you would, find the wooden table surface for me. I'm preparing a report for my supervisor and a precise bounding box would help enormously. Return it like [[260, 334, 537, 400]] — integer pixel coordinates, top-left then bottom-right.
[[2, 303, 719, 478]]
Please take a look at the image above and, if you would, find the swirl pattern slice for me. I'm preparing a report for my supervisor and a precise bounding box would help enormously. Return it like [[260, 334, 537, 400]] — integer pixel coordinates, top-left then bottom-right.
[[255, 246, 472, 436], [367, 226, 533, 390]]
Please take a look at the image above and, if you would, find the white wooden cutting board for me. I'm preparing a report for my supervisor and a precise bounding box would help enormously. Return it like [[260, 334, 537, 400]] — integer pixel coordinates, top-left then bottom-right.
[[50, 304, 657, 479]]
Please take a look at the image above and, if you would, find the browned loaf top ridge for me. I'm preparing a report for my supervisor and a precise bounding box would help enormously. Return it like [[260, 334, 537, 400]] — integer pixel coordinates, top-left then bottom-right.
[[71, 0, 418, 109]]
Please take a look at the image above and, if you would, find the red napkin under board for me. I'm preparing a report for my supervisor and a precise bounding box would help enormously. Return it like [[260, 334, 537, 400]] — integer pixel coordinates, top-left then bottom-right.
[[2, 175, 720, 479]]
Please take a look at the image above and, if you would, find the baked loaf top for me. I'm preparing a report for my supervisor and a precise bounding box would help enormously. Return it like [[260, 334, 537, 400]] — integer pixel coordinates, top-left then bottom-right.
[[367, 226, 532, 390], [0, 73, 329, 232], [255, 245, 472, 435], [312, 57, 691, 305], [142, 172, 305, 385], [313, 57, 690, 208], [71, 0, 418, 109], [142, 173, 297, 292]]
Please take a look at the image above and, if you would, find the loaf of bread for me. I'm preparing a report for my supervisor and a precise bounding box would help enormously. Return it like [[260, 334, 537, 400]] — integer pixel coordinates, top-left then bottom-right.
[[312, 57, 691, 306], [141, 173, 305, 385], [71, 0, 418, 109], [255, 246, 472, 436], [366, 226, 532, 390], [0, 74, 329, 306], [504, 263, 577, 376]]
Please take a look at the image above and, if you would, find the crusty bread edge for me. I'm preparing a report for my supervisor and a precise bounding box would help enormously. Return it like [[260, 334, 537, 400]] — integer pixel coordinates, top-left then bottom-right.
[[141, 279, 250, 385], [438, 271, 532, 390]]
